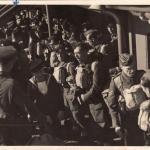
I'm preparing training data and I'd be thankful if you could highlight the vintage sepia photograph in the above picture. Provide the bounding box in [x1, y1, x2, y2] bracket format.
[0, 4, 149, 146]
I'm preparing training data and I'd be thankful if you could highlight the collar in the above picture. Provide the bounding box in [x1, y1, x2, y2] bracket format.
[78, 63, 86, 67]
[94, 44, 101, 49]
[121, 71, 134, 86]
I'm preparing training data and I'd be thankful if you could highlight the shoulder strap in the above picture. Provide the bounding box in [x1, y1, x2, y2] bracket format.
[113, 75, 124, 96]
[29, 76, 37, 87]
[114, 75, 121, 90]
[66, 62, 73, 74]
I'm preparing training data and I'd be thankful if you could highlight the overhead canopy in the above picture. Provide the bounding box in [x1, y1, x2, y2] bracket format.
[105, 6, 150, 12]
[80, 5, 150, 13]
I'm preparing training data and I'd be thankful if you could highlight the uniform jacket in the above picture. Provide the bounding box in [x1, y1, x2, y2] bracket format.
[76, 60, 111, 128]
[0, 76, 39, 119]
[0, 75, 41, 145]
[107, 70, 145, 128]
[28, 72, 65, 118]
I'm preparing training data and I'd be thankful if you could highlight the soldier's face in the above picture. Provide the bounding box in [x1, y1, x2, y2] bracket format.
[107, 26, 116, 35]
[74, 46, 87, 63]
[16, 18, 21, 25]
[50, 51, 59, 67]
[121, 64, 136, 77]
[62, 31, 70, 40]
[56, 52, 65, 62]
[86, 34, 97, 47]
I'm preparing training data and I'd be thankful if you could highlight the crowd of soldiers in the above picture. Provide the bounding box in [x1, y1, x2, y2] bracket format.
[0, 8, 150, 146]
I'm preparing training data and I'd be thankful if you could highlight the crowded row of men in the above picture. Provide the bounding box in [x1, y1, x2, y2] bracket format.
[0, 8, 150, 146]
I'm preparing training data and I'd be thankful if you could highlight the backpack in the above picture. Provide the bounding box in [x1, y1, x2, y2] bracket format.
[53, 62, 67, 85]
[114, 75, 147, 110]
[138, 100, 150, 132]
[75, 64, 92, 90]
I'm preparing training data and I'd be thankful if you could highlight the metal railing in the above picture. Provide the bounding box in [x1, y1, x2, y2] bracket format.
[0, 5, 16, 19]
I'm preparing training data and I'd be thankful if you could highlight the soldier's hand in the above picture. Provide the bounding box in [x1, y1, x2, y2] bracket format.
[100, 44, 112, 55]
[73, 87, 83, 99]
[115, 126, 124, 139]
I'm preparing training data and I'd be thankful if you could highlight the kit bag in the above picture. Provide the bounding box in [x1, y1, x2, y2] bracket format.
[53, 62, 68, 85]
[114, 76, 147, 110]
[138, 100, 150, 132]
[75, 64, 92, 90]
[122, 85, 147, 110]
[53, 66, 66, 84]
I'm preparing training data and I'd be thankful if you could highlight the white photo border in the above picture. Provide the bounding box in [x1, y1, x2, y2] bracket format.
[0, 0, 149, 149]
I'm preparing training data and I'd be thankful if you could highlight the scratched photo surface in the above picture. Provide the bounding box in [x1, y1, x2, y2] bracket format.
[0, 4, 149, 147]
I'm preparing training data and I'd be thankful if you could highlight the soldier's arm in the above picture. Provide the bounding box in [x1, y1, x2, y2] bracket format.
[81, 61, 108, 103]
[107, 78, 120, 128]
[67, 62, 77, 77]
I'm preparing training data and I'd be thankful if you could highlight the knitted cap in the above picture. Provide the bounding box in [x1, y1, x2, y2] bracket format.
[119, 53, 134, 66]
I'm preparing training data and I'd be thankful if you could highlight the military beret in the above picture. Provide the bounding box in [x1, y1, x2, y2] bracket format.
[84, 29, 98, 37]
[0, 46, 16, 61]
[119, 53, 134, 66]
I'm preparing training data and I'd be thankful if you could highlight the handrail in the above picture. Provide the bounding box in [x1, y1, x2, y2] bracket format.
[105, 6, 150, 13]
[0, 5, 10, 14]
[0, 5, 16, 19]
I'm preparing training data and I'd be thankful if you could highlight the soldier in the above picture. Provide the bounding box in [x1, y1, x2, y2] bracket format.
[84, 29, 118, 70]
[107, 23, 118, 43]
[84, 29, 103, 62]
[0, 46, 44, 145]
[107, 53, 145, 145]
[53, 44, 77, 85]
[53, 45, 68, 85]
[73, 43, 112, 145]
[63, 75, 88, 139]
[52, 45, 82, 139]
[1, 41, 31, 91]
[139, 71, 150, 145]
[28, 58, 65, 138]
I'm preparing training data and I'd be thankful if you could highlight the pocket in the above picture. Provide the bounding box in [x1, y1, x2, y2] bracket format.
[123, 90, 137, 109]
[93, 103, 103, 110]
[89, 103, 106, 126]
[37, 81, 48, 95]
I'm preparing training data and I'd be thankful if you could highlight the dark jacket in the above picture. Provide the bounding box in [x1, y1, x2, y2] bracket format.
[0, 76, 39, 145]
[77, 61, 111, 128]
[28, 73, 65, 119]
[0, 76, 36, 119]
